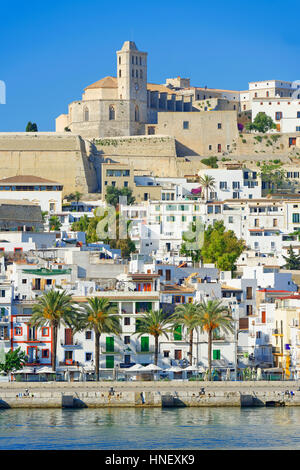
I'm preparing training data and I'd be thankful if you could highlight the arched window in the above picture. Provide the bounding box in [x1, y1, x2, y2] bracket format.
[136, 70, 138, 78]
[119, 69, 122, 78]
[140, 69, 143, 79]
[119, 56, 121, 65]
[83, 106, 89, 122]
[135, 105, 139, 122]
[109, 105, 115, 120]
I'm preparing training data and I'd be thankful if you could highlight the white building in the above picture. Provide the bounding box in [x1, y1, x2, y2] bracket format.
[0, 175, 63, 213]
[252, 97, 300, 133]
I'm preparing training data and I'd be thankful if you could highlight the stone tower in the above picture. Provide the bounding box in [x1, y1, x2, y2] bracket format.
[116, 41, 148, 134]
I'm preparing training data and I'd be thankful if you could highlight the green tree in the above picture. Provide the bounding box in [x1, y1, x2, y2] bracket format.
[71, 214, 90, 233]
[180, 221, 204, 262]
[77, 297, 121, 381]
[29, 290, 77, 372]
[282, 245, 300, 270]
[260, 162, 286, 193]
[245, 112, 276, 133]
[170, 303, 201, 365]
[26, 122, 38, 132]
[198, 174, 216, 201]
[197, 299, 234, 380]
[105, 186, 135, 208]
[49, 216, 62, 231]
[135, 309, 170, 365]
[200, 221, 245, 271]
[41, 211, 48, 223]
[0, 347, 27, 375]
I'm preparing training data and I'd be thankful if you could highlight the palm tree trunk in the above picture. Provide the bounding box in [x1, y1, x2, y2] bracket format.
[208, 330, 212, 381]
[189, 330, 193, 366]
[52, 324, 57, 372]
[95, 331, 100, 381]
[154, 335, 159, 366]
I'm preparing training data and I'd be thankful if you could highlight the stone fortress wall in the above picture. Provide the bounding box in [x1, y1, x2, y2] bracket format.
[0, 133, 98, 195]
[1, 131, 300, 198]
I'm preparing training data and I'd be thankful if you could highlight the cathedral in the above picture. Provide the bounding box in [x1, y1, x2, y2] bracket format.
[55, 41, 192, 139]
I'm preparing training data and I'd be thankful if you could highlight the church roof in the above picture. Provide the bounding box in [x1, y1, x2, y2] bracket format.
[84, 76, 118, 90]
[85, 76, 179, 95]
[121, 41, 138, 51]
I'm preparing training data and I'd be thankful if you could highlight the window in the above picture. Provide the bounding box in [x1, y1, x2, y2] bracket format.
[42, 327, 49, 337]
[85, 353, 92, 361]
[124, 336, 130, 344]
[41, 349, 49, 358]
[213, 349, 220, 360]
[15, 327, 22, 336]
[85, 331, 92, 340]
[163, 351, 170, 358]
[232, 181, 240, 189]
[293, 213, 300, 224]
[124, 317, 130, 326]
[141, 336, 149, 352]
[217, 123, 222, 129]
[217, 144, 222, 153]
[109, 105, 115, 120]
[246, 287, 253, 299]
[183, 121, 189, 129]
[174, 325, 182, 341]
[83, 106, 89, 122]
[220, 182, 227, 190]
[135, 105, 139, 122]
[106, 337, 114, 352]
[275, 111, 282, 121]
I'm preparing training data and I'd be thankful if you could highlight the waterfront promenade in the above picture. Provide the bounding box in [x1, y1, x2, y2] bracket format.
[0, 381, 300, 408]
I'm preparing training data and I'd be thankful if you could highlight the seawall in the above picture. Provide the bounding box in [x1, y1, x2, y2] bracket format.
[0, 381, 300, 408]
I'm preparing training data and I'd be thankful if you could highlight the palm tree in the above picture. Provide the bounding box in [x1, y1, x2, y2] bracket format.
[198, 175, 216, 202]
[197, 299, 234, 380]
[29, 289, 76, 372]
[135, 309, 170, 366]
[78, 297, 121, 381]
[170, 303, 200, 365]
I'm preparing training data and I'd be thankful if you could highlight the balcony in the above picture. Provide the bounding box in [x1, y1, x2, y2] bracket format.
[135, 348, 155, 354]
[272, 329, 283, 336]
[60, 340, 82, 349]
[58, 361, 81, 367]
[0, 335, 9, 342]
[100, 348, 123, 355]
[0, 316, 9, 324]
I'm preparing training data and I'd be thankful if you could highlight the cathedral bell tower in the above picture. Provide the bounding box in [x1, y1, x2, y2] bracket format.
[116, 41, 148, 134]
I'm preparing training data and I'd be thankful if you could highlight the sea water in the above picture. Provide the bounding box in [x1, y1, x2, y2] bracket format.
[0, 407, 299, 450]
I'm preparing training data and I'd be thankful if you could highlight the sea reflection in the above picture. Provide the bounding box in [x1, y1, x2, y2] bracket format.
[0, 407, 300, 449]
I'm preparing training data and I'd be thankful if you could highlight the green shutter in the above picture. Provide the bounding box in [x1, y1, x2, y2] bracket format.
[174, 325, 182, 341]
[141, 336, 149, 352]
[106, 337, 114, 352]
[213, 349, 220, 360]
[106, 355, 114, 368]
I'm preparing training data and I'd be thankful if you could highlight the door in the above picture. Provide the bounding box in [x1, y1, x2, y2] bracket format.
[65, 328, 73, 345]
[174, 350, 182, 360]
[65, 350, 73, 365]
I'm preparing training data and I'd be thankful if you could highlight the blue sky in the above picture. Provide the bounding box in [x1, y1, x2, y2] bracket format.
[0, 0, 299, 132]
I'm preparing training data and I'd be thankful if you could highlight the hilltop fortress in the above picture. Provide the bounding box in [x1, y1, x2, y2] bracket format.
[1, 41, 300, 196]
